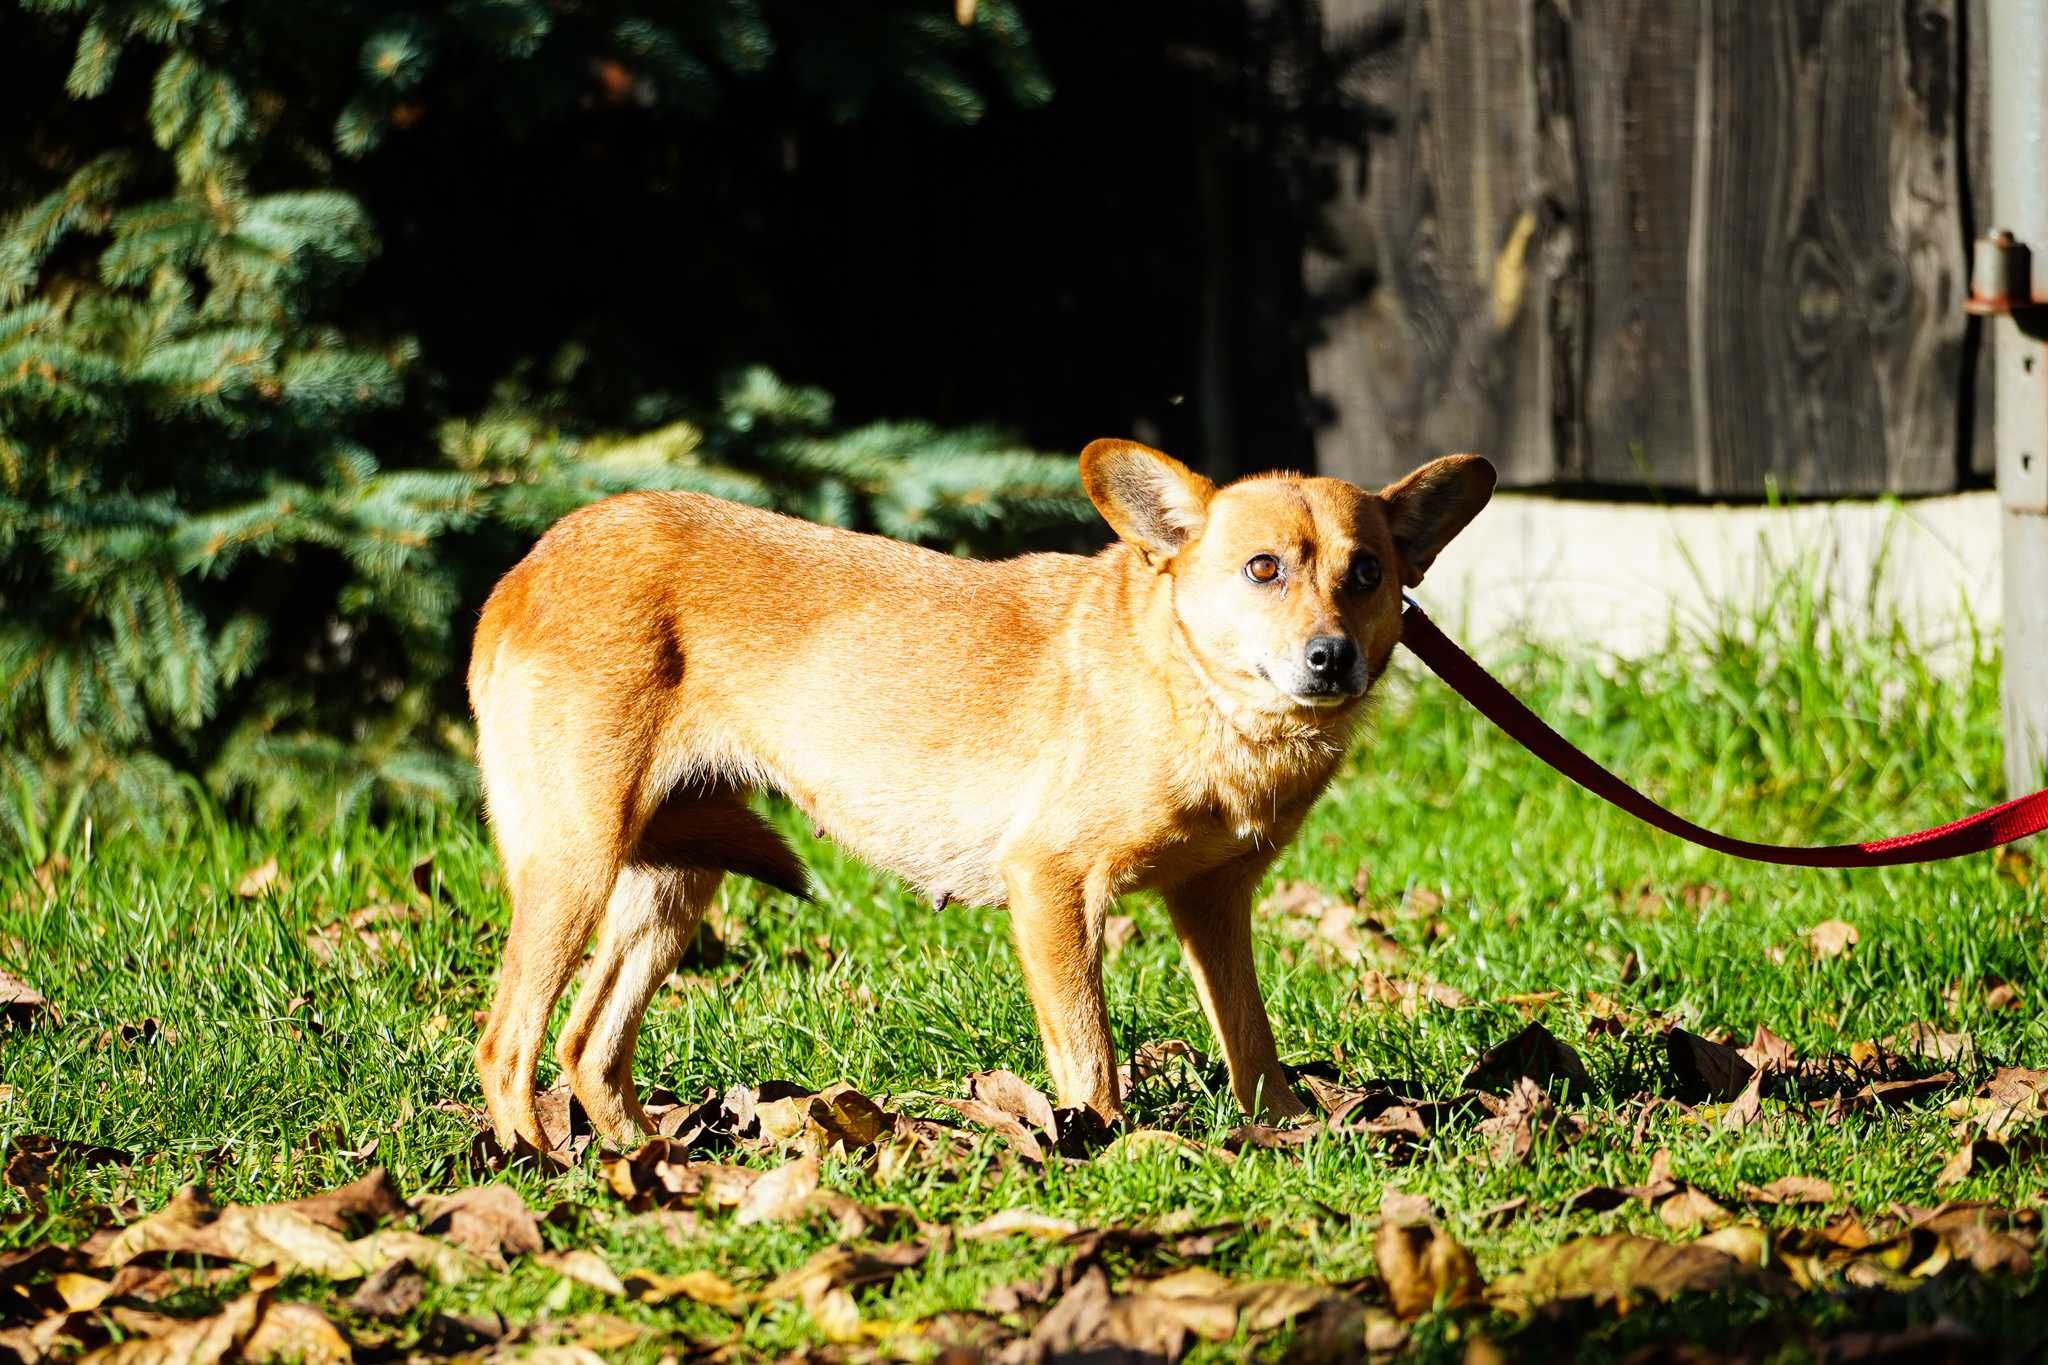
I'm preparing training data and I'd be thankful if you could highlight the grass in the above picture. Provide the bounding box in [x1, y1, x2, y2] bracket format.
[4, 568, 2046, 1360]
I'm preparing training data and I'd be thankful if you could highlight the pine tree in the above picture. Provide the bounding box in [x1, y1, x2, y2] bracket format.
[0, 0, 1080, 849]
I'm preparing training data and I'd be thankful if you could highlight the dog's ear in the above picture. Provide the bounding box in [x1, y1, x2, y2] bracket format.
[1080, 439, 1215, 563]
[1380, 454, 1495, 588]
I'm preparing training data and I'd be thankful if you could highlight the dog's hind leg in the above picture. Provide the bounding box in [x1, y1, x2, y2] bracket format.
[552, 793, 802, 1141]
[554, 859, 719, 1141]
[476, 841, 621, 1151]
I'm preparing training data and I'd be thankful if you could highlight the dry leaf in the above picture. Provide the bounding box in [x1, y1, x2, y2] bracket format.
[348, 1259, 424, 1319]
[1463, 1022, 1591, 1095]
[416, 1183, 542, 1260]
[1374, 1219, 1483, 1318]
[621, 1266, 747, 1312]
[734, 1154, 820, 1225]
[1, 970, 53, 1029]
[1489, 1234, 1758, 1314]
[1937, 1139, 2009, 1189]
[1891, 1022, 1973, 1063]
[538, 1248, 628, 1298]
[1103, 915, 1138, 959]
[966, 1069, 1058, 1139]
[1803, 919, 1858, 960]
[959, 1209, 1081, 1241]
[1738, 1024, 1797, 1075]
[234, 857, 280, 898]
[1357, 969, 1467, 1014]
[1740, 1175, 1835, 1206]
[1665, 1027, 1757, 1103]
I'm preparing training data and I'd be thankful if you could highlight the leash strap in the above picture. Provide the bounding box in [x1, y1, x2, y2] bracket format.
[1398, 599, 2048, 866]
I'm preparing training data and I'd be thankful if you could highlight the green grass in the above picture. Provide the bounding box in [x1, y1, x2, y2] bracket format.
[4, 570, 2046, 1360]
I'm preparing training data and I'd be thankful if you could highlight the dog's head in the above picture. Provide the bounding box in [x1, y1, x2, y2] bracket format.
[1081, 440, 1494, 714]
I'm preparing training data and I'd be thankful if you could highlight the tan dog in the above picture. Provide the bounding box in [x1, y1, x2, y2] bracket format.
[469, 439, 1494, 1147]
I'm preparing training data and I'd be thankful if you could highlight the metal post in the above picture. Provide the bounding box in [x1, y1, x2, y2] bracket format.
[1986, 2, 2048, 796]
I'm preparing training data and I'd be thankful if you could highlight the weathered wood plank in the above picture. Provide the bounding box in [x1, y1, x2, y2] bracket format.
[1571, 0, 1702, 490]
[1306, 0, 1560, 489]
[1690, 0, 1965, 496]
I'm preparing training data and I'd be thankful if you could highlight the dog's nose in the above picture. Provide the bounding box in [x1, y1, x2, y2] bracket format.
[1303, 634, 1357, 679]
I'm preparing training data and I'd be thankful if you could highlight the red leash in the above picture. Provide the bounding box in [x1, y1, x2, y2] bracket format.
[1398, 598, 2048, 866]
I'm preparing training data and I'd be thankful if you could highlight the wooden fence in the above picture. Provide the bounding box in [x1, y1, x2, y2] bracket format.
[1307, 0, 1995, 496]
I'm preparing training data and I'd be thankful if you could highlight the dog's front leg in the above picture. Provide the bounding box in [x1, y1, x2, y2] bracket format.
[1003, 857, 1120, 1120]
[1164, 856, 1308, 1120]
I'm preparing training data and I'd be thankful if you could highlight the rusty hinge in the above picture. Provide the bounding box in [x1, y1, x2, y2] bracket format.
[1966, 229, 2048, 316]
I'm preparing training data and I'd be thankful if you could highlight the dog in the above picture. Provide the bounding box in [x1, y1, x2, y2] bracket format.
[468, 438, 1494, 1147]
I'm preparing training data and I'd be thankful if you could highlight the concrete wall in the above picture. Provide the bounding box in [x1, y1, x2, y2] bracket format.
[1419, 492, 1998, 661]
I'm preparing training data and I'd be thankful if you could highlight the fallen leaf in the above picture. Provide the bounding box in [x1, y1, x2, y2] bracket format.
[1357, 969, 1468, 1014]
[1983, 977, 2024, 1012]
[416, 1183, 542, 1260]
[1103, 915, 1138, 959]
[538, 1248, 628, 1298]
[1378, 1188, 1435, 1227]
[1665, 1027, 1757, 1103]
[234, 857, 280, 898]
[621, 1266, 747, 1312]
[1891, 1022, 1973, 1063]
[348, 1259, 425, 1319]
[1738, 1024, 1797, 1075]
[1720, 1070, 1764, 1132]
[1374, 1218, 1483, 1318]
[1023, 1266, 1189, 1361]
[1099, 1129, 1234, 1163]
[1463, 1022, 1591, 1096]
[1803, 919, 1858, 960]
[734, 1154, 820, 1225]
[1, 970, 53, 1028]
[1477, 1076, 1582, 1166]
[281, 1167, 405, 1234]
[1741, 1175, 1835, 1206]
[966, 1069, 1058, 1140]
[959, 1209, 1082, 1241]
[1489, 1234, 1761, 1314]
[1937, 1139, 2010, 1189]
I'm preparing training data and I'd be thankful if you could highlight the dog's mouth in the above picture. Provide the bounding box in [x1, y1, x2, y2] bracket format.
[1256, 664, 1367, 709]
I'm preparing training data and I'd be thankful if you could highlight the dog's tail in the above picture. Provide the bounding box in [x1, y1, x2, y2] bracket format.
[638, 799, 811, 901]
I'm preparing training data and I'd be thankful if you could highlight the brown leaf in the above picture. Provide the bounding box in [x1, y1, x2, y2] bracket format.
[1740, 1175, 1835, 1206]
[804, 1083, 894, 1154]
[1103, 914, 1139, 960]
[1119, 1038, 1212, 1093]
[620, 1267, 747, 1312]
[1655, 1185, 1732, 1232]
[959, 1209, 1081, 1241]
[931, 1097, 1046, 1163]
[538, 1248, 629, 1297]
[280, 1167, 405, 1234]
[1478, 1076, 1582, 1166]
[1357, 969, 1467, 1014]
[1503, 990, 1561, 1017]
[1664, 1026, 1757, 1103]
[416, 1183, 542, 1260]
[1936, 1139, 2011, 1189]
[348, 1259, 425, 1320]
[1720, 1070, 1764, 1132]
[234, 857, 280, 899]
[1463, 1022, 1592, 1096]
[1854, 1071, 1956, 1109]
[1488, 1233, 1760, 1314]
[1098, 1129, 1236, 1163]
[245, 1301, 352, 1364]
[966, 1069, 1058, 1139]
[97, 1185, 480, 1284]
[1023, 1266, 1189, 1361]
[1890, 1022, 1973, 1063]
[1374, 1219, 1483, 1318]
[734, 1154, 820, 1225]
[1803, 918, 1859, 960]
[1378, 1188, 1436, 1227]
[1, 969, 54, 1029]
[1738, 1024, 1797, 1075]
[1983, 976, 2024, 1012]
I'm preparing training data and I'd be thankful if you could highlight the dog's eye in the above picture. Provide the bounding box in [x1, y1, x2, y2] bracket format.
[1244, 554, 1282, 584]
[1350, 554, 1382, 592]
